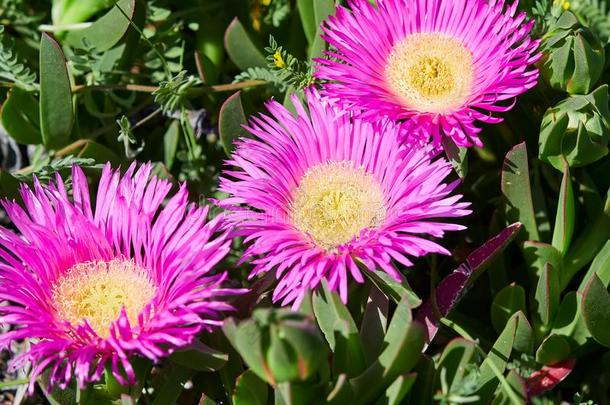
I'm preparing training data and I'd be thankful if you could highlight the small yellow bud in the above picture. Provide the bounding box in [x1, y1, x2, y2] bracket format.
[273, 50, 286, 69]
[262, 0, 272, 6]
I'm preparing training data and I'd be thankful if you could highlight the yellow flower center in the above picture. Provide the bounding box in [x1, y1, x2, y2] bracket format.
[290, 161, 386, 250]
[53, 259, 156, 338]
[385, 33, 474, 113]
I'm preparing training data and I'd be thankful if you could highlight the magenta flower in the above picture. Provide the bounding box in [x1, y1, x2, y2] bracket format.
[219, 90, 471, 307]
[315, 0, 541, 148]
[0, 163, 241, 392]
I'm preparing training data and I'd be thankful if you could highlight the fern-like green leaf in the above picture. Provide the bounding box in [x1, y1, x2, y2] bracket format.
[0, 25, 38, 90]
[571, 0, 610, 43]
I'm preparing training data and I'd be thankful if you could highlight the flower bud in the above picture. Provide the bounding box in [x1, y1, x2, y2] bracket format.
[231, 309, 328, 384]
[540, 11, 605, 94]
[539, 85, 610, 170]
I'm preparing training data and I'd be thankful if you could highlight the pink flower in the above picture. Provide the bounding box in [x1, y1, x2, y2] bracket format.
[0, 163, 242, 392]
[219, 89, 470, 308]
[315, 0, 541, 148]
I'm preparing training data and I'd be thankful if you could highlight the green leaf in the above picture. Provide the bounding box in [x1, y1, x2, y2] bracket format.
[491, 283, 527, 333]
[169, 340, 228, 372]
[219, 91, 249, 156]
[502, 142, 540, 241]
[563, 190, 610, 289]
[223, 318, 273, 384]
[441, 136, 469, 179]
[313, 280, 366, 376]
[551, 158, 575, 256]
[523, 241, 562, 279]
[163, 120, 180, 169]
[406, 355, 435, 405]
[65, 0, 139, 51]
[360, 288, 389, 364]
[375, 373, 416, 405]
[297, 0, 316, 44]
[1, 87, 42, 144]
[233, 370, 268, 405]
[327, 374, 355, 404]
[535, 264, 561, 326]
[475, 312, 531, 402]
[579, 240, 610, 291]
[313, 0, 335, 28]
[224, 18, 267, 70]
[551, 291, 591, 347]
[433, 339, 478, 395]
[362, 268, 422, 308]
[52, 0, 114, 26]
[536, 334, 571, 365]
[39, 33, 73, 149]
[581, 273, 610, 347]
[308, 26, 328, 60]
[350, 297, 425, 405]
[490, 369, 527, 405]
[276, 381, 326, 405]
[307, 0, 335, 59]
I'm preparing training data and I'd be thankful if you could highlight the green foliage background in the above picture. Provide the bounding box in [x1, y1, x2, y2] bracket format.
[1, 0, 610, 404]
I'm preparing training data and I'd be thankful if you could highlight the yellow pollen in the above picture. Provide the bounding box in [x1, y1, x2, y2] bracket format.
[385, 33, 474, 113]
[290, 161, 386, 250]
[53, 259, 156, 338]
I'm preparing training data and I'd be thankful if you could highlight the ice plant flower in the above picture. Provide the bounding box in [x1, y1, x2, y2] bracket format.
[219, 90, 471, 307]
[315, 0, 541, 148]
[0, 163, 241, 392]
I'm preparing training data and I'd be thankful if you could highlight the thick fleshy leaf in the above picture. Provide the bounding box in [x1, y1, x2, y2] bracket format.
[535, 264, 560, 326]
[502, 143, 539, 241]
[491, 369, 528, 405]
[535, 334, 571, 365]
[551, 291, 591, 347]
[491, 283, 527, 332]
[416, 223, 522, 347]
[297, 0, 316, 44]
[224, 18, 267, 70]
[350, 297, 424, 404]
[232, 370, 268, 405]
[39, 33, 73, 148]
[441, 136, 468, 179]
[475, 312, 532, 402]
[223, 318, 272, 384]
[219, 91, 249, 156]
[1, 87, 42, 144]
[363, 268, 421, 308]
[360, 288, 389, 364]
[375, 373, 416, 405]
[313, 281, 366, 376]
[326, 374, 354, 404]
[65, 0, 139, 51]
[581, 273, 610, 347]
[579, 239, 610, 290]
[523, 241, 562, 279]
[563, 190, 610, 289]
[433, 339, 477, 395]
[163, 120, 180, 169]
[551, 158, 575, 256]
